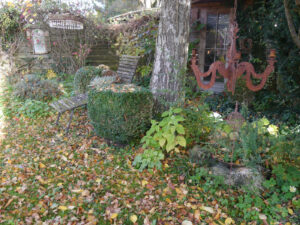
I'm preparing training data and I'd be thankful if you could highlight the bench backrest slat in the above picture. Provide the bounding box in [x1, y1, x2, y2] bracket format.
[117, 55, 139, 83]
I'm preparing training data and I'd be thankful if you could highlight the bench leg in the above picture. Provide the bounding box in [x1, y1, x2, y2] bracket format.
[65, 110, 74, 134]
[56, 112, 62, 125]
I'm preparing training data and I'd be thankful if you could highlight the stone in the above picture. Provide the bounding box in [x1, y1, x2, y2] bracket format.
[210, 162, 263, 191]
[189, 145, 263, 191]
[189, 145, 212, 165]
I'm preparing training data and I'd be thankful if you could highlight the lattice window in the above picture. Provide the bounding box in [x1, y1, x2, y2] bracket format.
[204, 13, 230, 71]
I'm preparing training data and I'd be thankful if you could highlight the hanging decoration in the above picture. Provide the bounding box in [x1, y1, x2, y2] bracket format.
[191, 0, 276, 94]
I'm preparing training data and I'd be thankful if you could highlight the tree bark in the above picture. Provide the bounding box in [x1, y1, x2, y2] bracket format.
[284, 0, 300, 49]
[139, 0, 157, 8]
[150, 0, 191, 109]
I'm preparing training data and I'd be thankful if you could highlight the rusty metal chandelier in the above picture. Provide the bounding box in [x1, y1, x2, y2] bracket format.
[191, 0, 276, 94]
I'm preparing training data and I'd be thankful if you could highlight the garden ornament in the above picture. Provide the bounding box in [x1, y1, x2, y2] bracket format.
[226, 101, 245, 131]
[191, 0, 276, 94]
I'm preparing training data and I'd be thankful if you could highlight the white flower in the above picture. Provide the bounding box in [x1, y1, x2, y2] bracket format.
[267, 124, 278, 136]
[209, 112, 223, 121]
[290, 186, 297, 193]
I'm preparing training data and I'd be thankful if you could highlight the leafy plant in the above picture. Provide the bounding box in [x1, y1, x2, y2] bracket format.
[14, 74, 61, 101]
[134, 64, 152, 87]
[210, 117, 281, 167]
[141, 108, 186, 153]
[132, 149, 164, 172]
[18, 99, 51, 119]
[0, 4, 22, 49]
[89, 76, 117, 90]
[182, 104, 215, 146]
[74, 66, 102, 94]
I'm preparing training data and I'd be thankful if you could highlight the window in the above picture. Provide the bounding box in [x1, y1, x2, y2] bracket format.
[190, 8, 232, 92]
[204, 13, 230, 71]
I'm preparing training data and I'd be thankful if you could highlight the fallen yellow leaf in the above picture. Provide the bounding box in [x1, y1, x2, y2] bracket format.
[36, 176, 47, 184]
[166, 198, 172, 204]
[96, 178, 101, 183]
[39, 162, 46, 168]
[58, 206, 68, 211]
[142, 180, 148, 187]
[200, 206, 214, 214]
[130, 214, 138, 223]
[288, 208, 293, 215]
[110, 213, 118, 219]
[194, 209, 201, 220]
[72, 189, 83, 193]
[225, 217, 234, 225]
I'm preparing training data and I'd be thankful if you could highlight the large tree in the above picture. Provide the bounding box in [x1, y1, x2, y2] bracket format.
[284, 0, 300, 49]
[150, 0, 191, 109]
[139, 0, 161, 8]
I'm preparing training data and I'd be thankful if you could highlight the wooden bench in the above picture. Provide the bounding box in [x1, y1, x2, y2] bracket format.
[50, 55, 140, 134]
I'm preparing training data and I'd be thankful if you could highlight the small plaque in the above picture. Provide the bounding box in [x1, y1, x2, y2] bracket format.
[32, 29, 47, 54]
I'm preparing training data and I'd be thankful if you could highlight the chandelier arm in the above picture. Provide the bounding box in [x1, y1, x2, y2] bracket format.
[191, 60, 227, 90]
[238, 62, 275, 79]
[244, 70, 268, 92]
[237, 62, 275, 92]
[191, 63, 217, 89]
[191, 61, 215, 78]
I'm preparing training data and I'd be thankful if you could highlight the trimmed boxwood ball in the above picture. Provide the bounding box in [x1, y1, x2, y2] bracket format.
[74, 66, 102, 93]
[88, 84, 154, 144]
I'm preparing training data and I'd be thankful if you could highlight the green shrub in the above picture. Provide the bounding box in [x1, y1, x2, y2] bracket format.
[14, 74, 61, 101]
[182, 104, 216, 146]
[74, 66, 102, 93]
[0, 5, 21, 48]
[88, 84, 153, 144]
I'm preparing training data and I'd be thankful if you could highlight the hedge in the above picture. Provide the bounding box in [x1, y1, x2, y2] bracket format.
[88, 84, 154, 144]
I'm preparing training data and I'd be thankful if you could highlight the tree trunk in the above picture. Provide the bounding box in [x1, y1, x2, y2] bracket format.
[284, 0, 300, 49]
[150, 0, 191, 109]
[140, 0, 156, 8]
